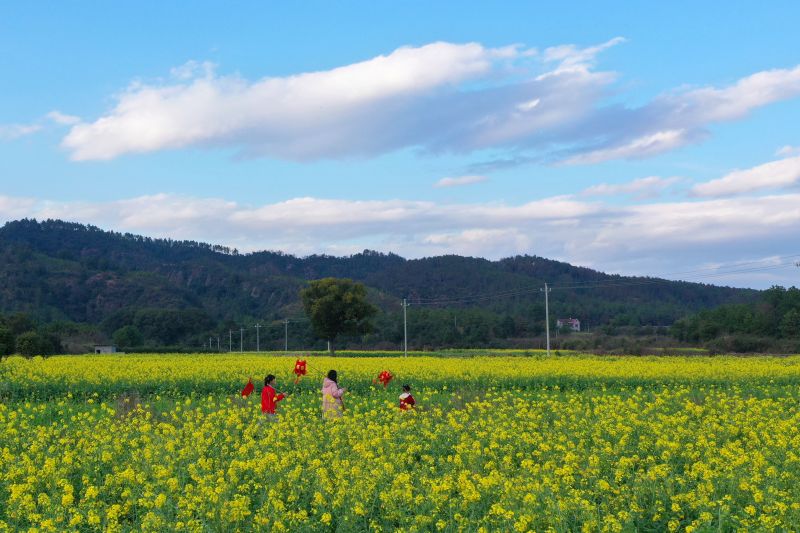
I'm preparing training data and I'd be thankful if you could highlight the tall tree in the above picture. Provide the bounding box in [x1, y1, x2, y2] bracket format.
[15, 330, 60, 357]
[113, 325, 144, 349]
[300, 278, 377, 354]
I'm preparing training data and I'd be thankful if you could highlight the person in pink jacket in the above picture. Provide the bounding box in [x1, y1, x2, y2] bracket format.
[322, 369, 346, 419]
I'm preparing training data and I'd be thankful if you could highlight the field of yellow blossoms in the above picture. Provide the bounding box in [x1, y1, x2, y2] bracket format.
[3, 353, 800, 532]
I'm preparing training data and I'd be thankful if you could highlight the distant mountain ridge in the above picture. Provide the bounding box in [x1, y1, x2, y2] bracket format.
[0, 219, 758, 349]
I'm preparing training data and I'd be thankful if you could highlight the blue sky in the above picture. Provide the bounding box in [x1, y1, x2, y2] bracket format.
[1, 1, 799, 288]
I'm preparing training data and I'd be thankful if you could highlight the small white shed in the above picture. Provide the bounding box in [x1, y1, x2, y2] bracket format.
[93, 345, 117, 354]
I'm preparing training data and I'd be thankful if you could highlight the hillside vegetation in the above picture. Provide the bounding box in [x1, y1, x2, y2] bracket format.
[0, 219, 760, 352]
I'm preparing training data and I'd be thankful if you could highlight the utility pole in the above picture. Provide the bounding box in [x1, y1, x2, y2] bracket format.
[403, 298, 409, 357]
[209, 337, 212, 352]
[229, 330, 232, 352]
[254, 324, 261, 353]
[240, 328, 244, 353]
[217, 336, 220, 352]
[541, 283, 551, 357]
[284, 319, 289, 352]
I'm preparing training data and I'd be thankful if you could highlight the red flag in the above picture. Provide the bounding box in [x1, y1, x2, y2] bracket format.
[377, 370, 393, 388]
[241, 378, 254, 398]
[293, 359, 307, 384]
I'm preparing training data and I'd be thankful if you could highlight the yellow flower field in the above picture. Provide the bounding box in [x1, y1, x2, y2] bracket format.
[2, 353, 800, 531]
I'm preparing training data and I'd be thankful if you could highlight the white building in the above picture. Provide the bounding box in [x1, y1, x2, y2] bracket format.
[93, 345, 117, 354]
[556, 318, 581, 332]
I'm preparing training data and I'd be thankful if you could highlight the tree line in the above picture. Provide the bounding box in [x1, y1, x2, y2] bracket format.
[0, 312, 62, 357]
[2, 281, 799, 356]
[671, 286, 800, 352]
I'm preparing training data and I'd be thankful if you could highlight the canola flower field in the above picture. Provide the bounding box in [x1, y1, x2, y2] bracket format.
[2, 354, 800, 532]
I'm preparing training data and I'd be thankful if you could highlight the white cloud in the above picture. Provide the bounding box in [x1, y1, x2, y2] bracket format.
[516, 98, 540, 112]
[0, 195, 38, 218]
[2, 182, 798, 288]
[32, 193, 238, 239]
[169, 60, 217, 80]
[542, 37, 626, 73]
[582, 176, 683, 199]
[423, 228, 533, 257]
[551, 65, 800, 165]
[563, 130, 697, 165]
[0, 123, 41, 140]
[679, 65, 800, 123]
[59, 38, 622, 161]
[62, 42, 512, 161]
[777, 145, 800, 157]
[46, 111, 81, 125]
[1, 111, 80, 142]
[434, 175, 488, 188]
[691, 155, 800, 197]
[60, 38, 800, 165]
[587, 194, 800, 249]
[33, 40, 800, 165]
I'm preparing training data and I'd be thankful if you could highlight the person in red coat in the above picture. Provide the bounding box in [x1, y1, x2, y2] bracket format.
[399, 384, 416, 411]
[261, 374, 286, 419]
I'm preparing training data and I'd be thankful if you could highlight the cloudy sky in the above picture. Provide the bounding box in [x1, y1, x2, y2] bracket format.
[1, 2, 799, 288]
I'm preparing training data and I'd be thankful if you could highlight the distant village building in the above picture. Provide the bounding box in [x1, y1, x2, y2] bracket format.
[93, 345, 117, 354]
[556, 318, 581, 332]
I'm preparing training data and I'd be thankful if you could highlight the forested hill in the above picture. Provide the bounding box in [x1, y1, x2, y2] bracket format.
[0, 219, 758, 350]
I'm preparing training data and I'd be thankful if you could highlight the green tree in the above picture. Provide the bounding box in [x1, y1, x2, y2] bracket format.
[780, 309, 800, 338]
[113, 325, 144, 348]
[300, 278, 377, 354]
[495, 315, 516, 338]
[0, 326, 14, 357]
[16, 330, 44, 357]
[14, 330, 60, 357]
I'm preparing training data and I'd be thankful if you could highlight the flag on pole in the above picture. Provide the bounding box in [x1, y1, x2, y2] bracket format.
[293, 359, 307, 384]
[241, 377, 255, 398]
[376, 370, 394, 388]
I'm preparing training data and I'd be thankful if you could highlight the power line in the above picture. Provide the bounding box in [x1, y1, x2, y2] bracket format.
[413, 285, 543, 306]
[214, 317, 312, 353]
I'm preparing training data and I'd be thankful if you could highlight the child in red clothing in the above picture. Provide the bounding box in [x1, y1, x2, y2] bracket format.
[399, 384, 416, 410]
[261, 374, 286, 417]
